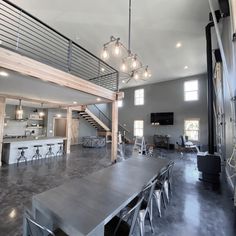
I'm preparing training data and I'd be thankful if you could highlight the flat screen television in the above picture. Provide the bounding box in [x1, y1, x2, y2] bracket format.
[150, 112, 174, 125]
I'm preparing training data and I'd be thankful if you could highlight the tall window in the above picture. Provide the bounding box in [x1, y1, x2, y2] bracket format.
[118, 100, 123, 108]
[134, 120, 144, 137]
[184, 119, 200, 141]
[134, 89, 144, 105]
[184, 80, 198, 101]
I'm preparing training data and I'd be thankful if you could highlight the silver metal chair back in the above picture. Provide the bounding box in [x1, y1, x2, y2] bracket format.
[24, 210, 55, 236]
[157, 167, 169, 185]
[141, 178, 158, 215]
[114, 196, 144, 236]
[167, 161, 175, 182]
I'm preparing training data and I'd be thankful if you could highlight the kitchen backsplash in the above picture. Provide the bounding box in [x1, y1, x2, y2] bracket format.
[4, 120, 27, 136]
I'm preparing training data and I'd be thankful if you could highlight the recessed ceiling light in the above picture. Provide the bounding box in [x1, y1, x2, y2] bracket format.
[0, 71, 9, 77]
[101, 67, 105, 72]
[96, 98, 101, 102]
[175, 42, 182, 48]
[184, 66, 188, 69]
[122, 80, 126, 84]
[73, 101, 77, 104]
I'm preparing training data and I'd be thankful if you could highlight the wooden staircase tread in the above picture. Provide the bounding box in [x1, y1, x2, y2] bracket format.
[79, 107, 110, 132]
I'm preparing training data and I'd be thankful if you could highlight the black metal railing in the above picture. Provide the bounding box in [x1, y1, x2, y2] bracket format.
[88, 104, 112, 129]
[0, 0, 119, 91]
[88, 104, 130, 135]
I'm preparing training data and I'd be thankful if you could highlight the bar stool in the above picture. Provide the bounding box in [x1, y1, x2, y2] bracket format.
[45, 144, 55, 158]
[17, 147, 28, 166]
[56, 142, 65, 157]
[32, 145, 42, 160]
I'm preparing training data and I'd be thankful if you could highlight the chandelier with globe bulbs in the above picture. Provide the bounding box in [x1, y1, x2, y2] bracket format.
[101, 0, 151, 84]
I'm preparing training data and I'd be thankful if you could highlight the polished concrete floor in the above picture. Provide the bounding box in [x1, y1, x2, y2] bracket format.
[0, 145, 235, 236]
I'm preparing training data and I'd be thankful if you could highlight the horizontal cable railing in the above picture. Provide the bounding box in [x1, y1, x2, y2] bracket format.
[0, 0, 119, 91]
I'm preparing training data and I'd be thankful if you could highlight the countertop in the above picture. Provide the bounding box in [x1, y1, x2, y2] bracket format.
[3, 136, 67, 143]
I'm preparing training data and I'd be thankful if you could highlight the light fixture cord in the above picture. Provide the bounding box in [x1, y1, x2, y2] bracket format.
[128, 0, 131, 53]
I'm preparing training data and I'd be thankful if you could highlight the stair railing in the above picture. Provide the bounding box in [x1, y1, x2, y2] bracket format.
[88, 105, 130, 136]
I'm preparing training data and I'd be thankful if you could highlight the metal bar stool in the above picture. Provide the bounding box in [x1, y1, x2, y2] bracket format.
[32, 145, 42, 160]
[56, 142, 65, 157]
[17, 147, 28, 166]
[45, 144, 55, 158]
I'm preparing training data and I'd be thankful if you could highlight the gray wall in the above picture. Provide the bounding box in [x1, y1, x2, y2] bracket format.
[119, 74, 208, 147]
[221, 14, 236, 192]
[46, 104, 111, 143]
[46, 109, 97, 143]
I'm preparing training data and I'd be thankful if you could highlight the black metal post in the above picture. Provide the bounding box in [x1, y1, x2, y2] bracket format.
[67, 40, 73, 72]
[206, 22, 215, 154]
[128, 0, 131, 52]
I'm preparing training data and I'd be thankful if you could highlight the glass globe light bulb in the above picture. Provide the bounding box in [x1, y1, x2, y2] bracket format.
[144, 67, 150, 78]
[121, 61, 127, 72]
[134, 72, 139, 80]
[102, 47, 109, 59]
[114, 42, 121, 56]
[144, 70, 148, 78]
[131, 56, 138, 69]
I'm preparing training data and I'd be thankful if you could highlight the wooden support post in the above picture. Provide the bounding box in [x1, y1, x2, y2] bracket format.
[0, 97, 6, 166]
[66, 107, 72, 154]
[111, 100, 118, 163]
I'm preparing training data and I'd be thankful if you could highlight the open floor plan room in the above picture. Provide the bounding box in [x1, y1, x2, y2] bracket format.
[0, 0, 236, 235]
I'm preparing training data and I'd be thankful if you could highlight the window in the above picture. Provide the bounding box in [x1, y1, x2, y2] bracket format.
[118, 100, 123, 108]
[134, 120, 144, 137]
[184, 119, 200, 141]
[134, 89, 144, 105]
[184, 80, 198, 101]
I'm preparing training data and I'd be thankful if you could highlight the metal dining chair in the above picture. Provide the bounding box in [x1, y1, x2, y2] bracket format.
[164, 161, 175, 203]
[121, 178, 158, 236]
[153, 167, 169, 217]
[138, 178, 157, 235]
[24, 209, 67, 236]
[105, 196, 144, 236]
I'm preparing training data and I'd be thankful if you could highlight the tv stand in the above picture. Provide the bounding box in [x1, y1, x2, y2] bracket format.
[154, 135, 170, 149]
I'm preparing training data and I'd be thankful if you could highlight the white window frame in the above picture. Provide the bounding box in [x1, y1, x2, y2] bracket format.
[134, 89, 144, 105]
[134, 120, 144, 137]
[184, 80, 199, 102]
[184, 119, 200, 141]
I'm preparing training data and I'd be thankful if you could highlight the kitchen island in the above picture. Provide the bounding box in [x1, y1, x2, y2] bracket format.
[2, 137, 66, 164]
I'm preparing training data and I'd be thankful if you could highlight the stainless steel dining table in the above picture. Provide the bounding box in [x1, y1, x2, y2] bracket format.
[30, 156, 169, 236]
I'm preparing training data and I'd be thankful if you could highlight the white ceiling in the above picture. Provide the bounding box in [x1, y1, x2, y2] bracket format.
[0, 69, 109, 107]
[10, 0, 211, 88]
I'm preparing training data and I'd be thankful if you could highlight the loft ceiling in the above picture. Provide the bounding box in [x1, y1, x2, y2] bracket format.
[10, 0, 211, 88]
[0, 69, 109, 106]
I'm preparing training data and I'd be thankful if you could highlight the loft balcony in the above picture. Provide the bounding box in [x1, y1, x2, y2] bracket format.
[0, 0, 119, 93]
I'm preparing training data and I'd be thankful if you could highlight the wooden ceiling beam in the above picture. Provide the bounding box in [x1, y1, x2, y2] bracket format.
[0, 47, 117, 101]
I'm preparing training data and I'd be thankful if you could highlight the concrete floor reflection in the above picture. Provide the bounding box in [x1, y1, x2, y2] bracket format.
[0, 145, 235, 236]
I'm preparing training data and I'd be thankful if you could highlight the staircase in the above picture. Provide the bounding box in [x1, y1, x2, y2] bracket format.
[78, 106, 110, 132]
[78, 105, 131, 143]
